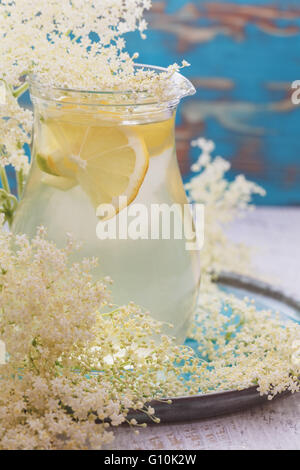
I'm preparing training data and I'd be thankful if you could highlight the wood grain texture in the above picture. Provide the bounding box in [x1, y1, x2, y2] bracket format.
[110, 207, 300, 450]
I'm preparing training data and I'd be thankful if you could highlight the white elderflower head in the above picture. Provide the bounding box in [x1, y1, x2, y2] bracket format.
[185, 138, 266, 286]
[0, 222, 195, 449]
[0, 82, 32, 172]
[0, 0, 190, 176]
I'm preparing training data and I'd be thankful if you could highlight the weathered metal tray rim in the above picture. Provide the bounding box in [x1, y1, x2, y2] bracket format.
[217, 271, 300, 311]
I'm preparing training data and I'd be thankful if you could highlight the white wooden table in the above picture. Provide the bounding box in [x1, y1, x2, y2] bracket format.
[111, 208, 300, 450]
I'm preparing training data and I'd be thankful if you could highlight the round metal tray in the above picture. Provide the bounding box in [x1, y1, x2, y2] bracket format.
[128, 273, 300, 424]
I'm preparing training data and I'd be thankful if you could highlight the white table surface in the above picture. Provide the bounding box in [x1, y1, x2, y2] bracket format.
[110, 208, 300, 450]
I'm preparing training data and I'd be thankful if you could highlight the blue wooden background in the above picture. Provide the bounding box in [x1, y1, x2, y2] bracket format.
[125, 0, 300, 205]
[12, 0, 300, 205]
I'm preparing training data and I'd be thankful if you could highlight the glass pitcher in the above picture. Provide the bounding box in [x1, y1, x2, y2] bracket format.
[12, 65, 201, 343]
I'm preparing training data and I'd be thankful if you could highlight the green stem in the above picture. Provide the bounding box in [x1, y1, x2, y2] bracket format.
[0, 167, 10, 194]
[16, 170, 24, 199]
[13, 82, 29, 99]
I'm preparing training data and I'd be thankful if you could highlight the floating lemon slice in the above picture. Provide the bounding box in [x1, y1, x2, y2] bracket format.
[48, 101, 175, 158]
[41, 174, 78, 191]
[136, 115, 175, 157]
[36, 119, 149, 219]
[36, 119, 79, 177]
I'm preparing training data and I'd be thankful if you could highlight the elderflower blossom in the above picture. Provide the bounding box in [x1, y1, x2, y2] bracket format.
[185, 139, 266, 287]
[0, 0, 189, 175]
[0, 221, 195, 449]
[183, 139, 299, 399]
[0, 82, 32, 172]
[0, 1, 151, 90]
[190, 291, 300, 399]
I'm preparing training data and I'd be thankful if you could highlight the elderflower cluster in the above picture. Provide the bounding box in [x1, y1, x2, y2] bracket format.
[183, 140, 300, 397]
[0, 82, 32, 172]
[185, 138, 266, 287]
[0, 0, 151, 174]
[0, 0, 151, 91]
[0, 221, 194, 449]
[0, 0, 189, 175]
[190, 290, 300, 399]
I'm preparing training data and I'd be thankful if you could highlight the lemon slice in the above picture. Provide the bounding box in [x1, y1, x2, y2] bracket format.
[50, 107, 175, 158]
[76, 129, 149, 219]
[36, 121, 79, 190]
[36, 118, 149, 219]
[136, 115, 175, 157]
[41, 174, 78, 191]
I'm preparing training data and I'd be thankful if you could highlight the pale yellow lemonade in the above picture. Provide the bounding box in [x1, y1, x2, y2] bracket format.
[13, 95, 200, 343]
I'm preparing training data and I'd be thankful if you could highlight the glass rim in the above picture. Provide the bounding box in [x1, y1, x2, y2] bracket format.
[28, 63, 196, 107]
